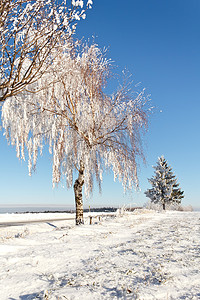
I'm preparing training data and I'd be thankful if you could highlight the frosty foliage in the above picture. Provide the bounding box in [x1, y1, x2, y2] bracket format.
[2, 41, 149, 197]
[145, 156, 184, 209]
[0, 0, 91, 102]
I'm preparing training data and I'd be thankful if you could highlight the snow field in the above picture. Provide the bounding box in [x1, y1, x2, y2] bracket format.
[0, 210, 200, 299]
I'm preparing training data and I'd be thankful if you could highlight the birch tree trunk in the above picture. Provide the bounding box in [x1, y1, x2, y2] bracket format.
[74, 161, 84, 225]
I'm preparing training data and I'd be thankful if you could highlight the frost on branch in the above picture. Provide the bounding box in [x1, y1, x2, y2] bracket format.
[2, 40, 149, 198]
[0, 0, 90, 102]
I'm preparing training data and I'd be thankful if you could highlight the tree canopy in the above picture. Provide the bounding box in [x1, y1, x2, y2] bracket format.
[2, 40, 149, 223]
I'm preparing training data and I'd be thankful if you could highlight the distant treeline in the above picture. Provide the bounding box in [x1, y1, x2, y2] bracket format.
[15, 206, 142, 214]
[16, 207, 118, 214]
[84, 207, 118, 213]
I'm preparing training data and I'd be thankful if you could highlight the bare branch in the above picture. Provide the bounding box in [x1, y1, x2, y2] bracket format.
[0, 0, 90, 102]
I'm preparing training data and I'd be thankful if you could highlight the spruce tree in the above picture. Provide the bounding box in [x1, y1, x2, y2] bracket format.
[145, 156, 184, 210]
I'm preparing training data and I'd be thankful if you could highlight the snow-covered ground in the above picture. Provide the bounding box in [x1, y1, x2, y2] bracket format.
[0, 210, 200, 300]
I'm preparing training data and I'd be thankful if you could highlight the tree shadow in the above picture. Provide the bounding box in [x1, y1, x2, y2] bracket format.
[9, 293, 42, 300]
[46, 222, 57, 228]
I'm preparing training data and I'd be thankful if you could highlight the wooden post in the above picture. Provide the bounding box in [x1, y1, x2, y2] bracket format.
[89, 216, 92, 225]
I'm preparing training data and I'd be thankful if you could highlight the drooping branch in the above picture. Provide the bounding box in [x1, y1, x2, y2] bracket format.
[2, 40, 150, 200]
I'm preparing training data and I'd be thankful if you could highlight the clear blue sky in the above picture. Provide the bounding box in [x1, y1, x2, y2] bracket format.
[0, 0, 199, 209]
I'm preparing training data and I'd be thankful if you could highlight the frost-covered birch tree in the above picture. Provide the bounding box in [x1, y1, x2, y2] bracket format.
[2, 41, 149, 224]
[145, 156, 184, 210]
[0, 0, 92, 102]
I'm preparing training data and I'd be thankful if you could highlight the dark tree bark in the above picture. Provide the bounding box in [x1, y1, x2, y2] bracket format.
[74, 161, 84, 225]
[163, 202, 166, 210]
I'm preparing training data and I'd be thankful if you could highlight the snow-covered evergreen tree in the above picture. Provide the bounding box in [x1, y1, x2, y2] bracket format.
[145, 156, 184, 210]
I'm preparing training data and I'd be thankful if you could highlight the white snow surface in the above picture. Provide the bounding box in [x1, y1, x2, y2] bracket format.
[0, 210, 200, 299]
